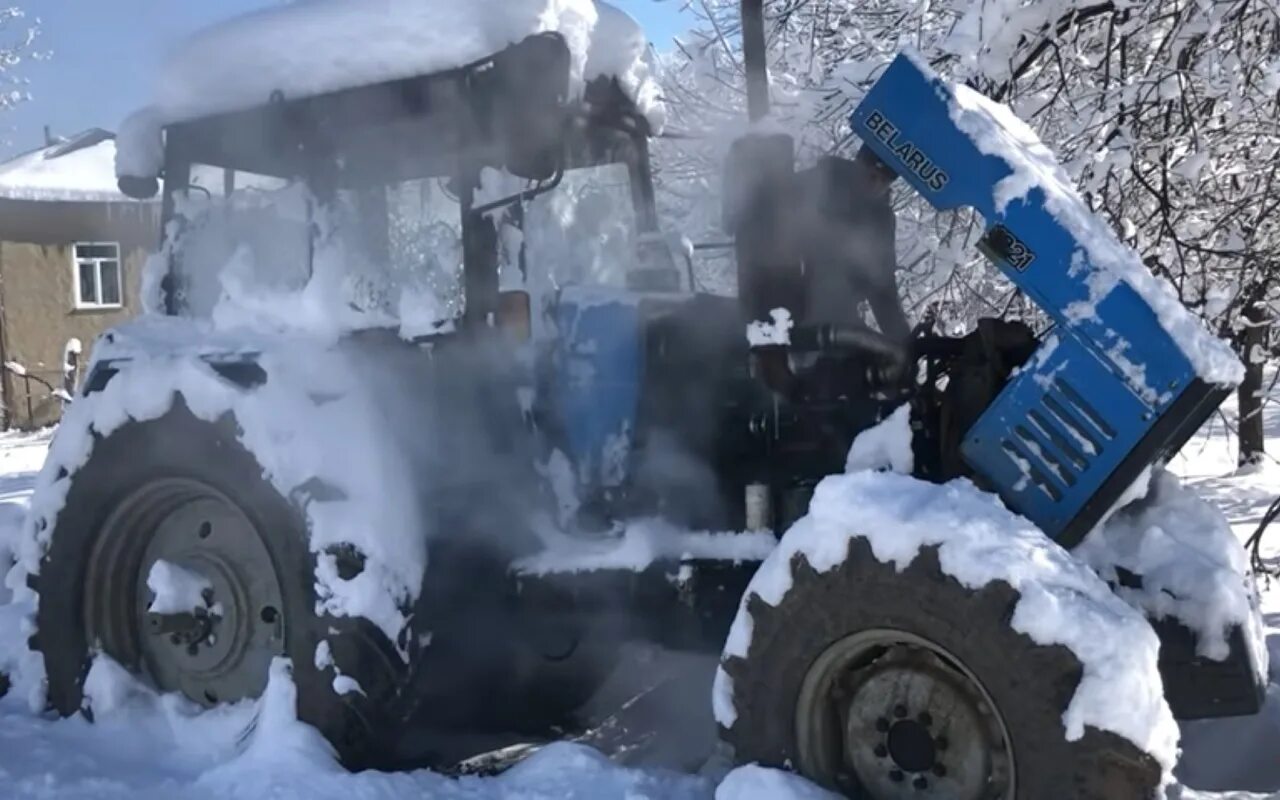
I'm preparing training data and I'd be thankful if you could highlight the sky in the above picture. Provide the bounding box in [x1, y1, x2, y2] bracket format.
[1, 0, 694, 159]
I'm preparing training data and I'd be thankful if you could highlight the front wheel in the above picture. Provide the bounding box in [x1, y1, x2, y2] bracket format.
[719, 536, 1165, 799]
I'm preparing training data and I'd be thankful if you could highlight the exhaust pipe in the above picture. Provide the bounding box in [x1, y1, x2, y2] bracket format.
[726, 0, 803, 322]
[741, 0, 770, 121]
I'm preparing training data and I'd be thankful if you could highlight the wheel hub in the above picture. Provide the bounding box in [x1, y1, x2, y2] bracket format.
[795, 629, 1015, 800]
[86, 480, 287, 707]
[886, 719, 935, 773]
[146, 607, 214, 645]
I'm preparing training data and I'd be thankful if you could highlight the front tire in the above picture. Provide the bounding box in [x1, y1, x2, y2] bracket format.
[34, 403, 403, 768]
[720, 538, 1163, 799]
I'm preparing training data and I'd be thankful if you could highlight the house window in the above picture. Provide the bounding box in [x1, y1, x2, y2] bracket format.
[72, 243, 123, 309]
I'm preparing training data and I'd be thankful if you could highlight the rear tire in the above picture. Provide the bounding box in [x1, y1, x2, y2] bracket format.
[721, 538, 1163, 799]
[34, 403, 404, 768]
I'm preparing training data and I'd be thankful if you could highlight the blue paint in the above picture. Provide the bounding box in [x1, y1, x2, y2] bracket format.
[852, 54, 1201, 540]
[547, 289, 643, 491]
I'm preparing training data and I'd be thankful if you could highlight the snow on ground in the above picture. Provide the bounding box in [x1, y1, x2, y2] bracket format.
[5, 387, 1280, 797]
[0, 429, 53, 607]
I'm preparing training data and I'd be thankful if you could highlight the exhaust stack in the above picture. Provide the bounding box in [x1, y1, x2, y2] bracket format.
[741, 0, 770, 121]
[724, 0, 801, 322]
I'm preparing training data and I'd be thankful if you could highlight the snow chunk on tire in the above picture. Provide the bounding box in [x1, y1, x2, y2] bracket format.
[146, 560, 213, 615]
[844, 402, 913, 474]
[714, 471, 1179, 773]
[200, 657, 341, 779]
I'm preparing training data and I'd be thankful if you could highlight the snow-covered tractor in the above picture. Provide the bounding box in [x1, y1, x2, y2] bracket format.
[3, 1, 1267, 798]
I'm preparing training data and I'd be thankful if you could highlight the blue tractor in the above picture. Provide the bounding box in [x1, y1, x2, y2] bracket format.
[14, 2, 1264, 798]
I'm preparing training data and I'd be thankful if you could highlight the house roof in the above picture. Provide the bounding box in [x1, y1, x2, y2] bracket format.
[0, 129, 154, 203]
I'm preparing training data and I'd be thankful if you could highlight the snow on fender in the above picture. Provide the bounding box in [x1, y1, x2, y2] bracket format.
[3, 317, 430, 765]
[6, 319, 427, 646]
[714, 470, 1179, 792]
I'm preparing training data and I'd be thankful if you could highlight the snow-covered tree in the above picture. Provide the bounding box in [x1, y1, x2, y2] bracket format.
[0, 7, 39, 114]
[656, 0, 1280, 462]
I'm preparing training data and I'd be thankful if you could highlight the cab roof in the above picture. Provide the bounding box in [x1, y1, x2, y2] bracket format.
[154, 0, 658, 131]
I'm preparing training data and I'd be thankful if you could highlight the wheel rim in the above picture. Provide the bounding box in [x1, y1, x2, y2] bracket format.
[84, 478, 287, 706]
[795, 628, 1015, 799]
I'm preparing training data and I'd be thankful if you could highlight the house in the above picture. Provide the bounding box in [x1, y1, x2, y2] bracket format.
[0, 129, 159, 429]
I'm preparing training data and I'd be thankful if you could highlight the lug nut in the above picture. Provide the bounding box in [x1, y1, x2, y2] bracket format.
[186, 643, 199, 657]
[875, 717, 890, 732]
[893, 704, 908, 719]
[913, 776, 928, 790]
[933, 764, 948, 777]
[935, 736, 949, 751]
[917, 711, 932, 727]
[874, 744, 888, 758]
[889, 769, 904, 783]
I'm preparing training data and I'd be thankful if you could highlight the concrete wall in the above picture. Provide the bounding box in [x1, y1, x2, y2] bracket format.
[0, 198, 160, 428]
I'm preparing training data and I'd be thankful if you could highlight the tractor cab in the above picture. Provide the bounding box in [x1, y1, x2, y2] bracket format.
[119, 14, 678, 341]
[115, 4, 729, 531]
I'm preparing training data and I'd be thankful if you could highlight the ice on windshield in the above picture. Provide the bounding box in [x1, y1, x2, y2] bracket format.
[162, 160, 642, 340]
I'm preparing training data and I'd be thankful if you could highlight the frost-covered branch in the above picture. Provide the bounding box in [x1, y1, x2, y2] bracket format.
[0, 7, 40, 114]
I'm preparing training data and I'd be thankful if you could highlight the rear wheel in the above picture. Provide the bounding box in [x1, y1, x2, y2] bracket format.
[87, 477, 286, 708]
[720, 539, 1164, 799]
[34, 403, 404, 767]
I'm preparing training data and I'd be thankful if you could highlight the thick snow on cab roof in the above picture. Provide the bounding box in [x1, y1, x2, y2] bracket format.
[0, 130, 152, 203]
[150, 0, 663, 131]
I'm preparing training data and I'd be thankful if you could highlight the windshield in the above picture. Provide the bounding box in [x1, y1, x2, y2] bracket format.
[516, 162, 637, 293]
[163, 167, 458, 336]
[160, 154, 644, 338]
